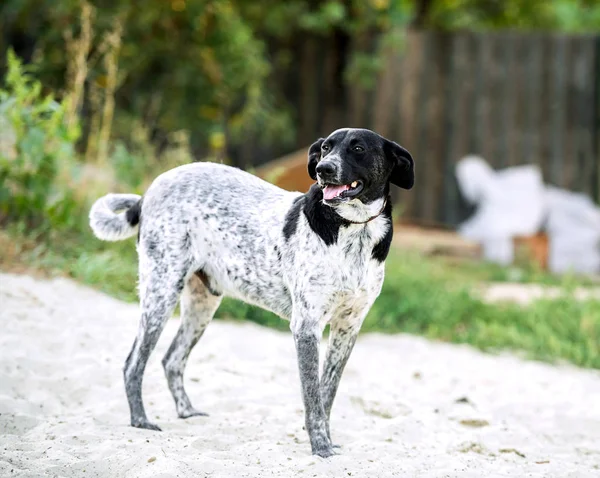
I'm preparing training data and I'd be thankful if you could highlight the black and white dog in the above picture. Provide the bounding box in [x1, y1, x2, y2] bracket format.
[89, 128, 414, 458]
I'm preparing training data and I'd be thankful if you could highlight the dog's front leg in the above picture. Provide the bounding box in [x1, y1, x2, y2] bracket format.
[321, 319, 361, 444]
[291, 317, 335, 458]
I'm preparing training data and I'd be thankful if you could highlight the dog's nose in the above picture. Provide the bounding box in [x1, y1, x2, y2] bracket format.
[316, 161, 336, 178]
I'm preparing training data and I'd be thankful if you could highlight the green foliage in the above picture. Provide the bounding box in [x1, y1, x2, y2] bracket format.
[344, 52, 386, 89]
[2, 0, 599, 171]
[242, 1, 412, 90]
[552, 0, 600, 32]
[0, 0, 294, 160]
[109, 141, 147, 190]
[0, 50, 80, 230]
[108, 121, 194, 191]
[419, 0, 600, 32]
[68, 245, 139, 302]
[0, 1, 414, 165]
[298, 1, 348, 32]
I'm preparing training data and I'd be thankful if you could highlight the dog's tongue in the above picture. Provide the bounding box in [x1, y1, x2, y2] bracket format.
[323, 184, 349, 200]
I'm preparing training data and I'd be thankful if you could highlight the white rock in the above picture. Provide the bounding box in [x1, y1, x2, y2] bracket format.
[455, 156, 546, 264]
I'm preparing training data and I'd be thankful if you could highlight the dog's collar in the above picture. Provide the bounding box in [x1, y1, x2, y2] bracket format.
[341, 197, 388, 225]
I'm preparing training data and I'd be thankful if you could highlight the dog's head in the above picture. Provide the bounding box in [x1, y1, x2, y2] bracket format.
[307, 128, 414, 205]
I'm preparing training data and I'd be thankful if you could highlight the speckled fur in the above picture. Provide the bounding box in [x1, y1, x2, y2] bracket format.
[89, 128, 414, 458]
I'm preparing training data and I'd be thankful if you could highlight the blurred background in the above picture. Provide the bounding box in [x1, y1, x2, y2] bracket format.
[1, 1, 599, 367]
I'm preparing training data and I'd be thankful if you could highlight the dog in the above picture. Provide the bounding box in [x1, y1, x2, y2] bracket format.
[89, 127, 414, 458]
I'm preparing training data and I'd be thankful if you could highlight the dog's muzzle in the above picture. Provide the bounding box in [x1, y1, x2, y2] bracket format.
[316, 160, 338, 181]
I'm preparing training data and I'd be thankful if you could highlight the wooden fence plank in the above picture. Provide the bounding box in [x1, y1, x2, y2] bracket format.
[594, 37, 600, 203]
[460, 33, 478, 160]
[397, 30, 421, 147]
[572, 37, 597, 196]
[347, 34, 370, 128]
[362, 34, 381, 129]
[373, 45, 400, 138]
[549, 35, 568, 187]
[498, 33, 516, 167]
[426, 32, 449, 224]
[472, 31, 488, 157]
[581, 37, 597, 197]
[510, 33, 527, 166]
[298, 37, 320, 146]
[441, 33, 462, 225]
[412, 31, 436, 221]
[563, 37, 577, 189]
[538, 35, 554, 180]
[479, 34, 495, 164]
[488, 33, 506, 168]
[387, 45, 404, 144]
[321, 36, 342, 135]
[396, 30, 423, 219]
[524, 33, 543, 165]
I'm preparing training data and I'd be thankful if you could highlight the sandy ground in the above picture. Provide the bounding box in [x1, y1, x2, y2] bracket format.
[1, 272, 600, 478]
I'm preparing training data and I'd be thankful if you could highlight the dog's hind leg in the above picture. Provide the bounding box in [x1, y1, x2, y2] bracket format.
[162, 271, 222, 419]
[124, 248, 190, 431]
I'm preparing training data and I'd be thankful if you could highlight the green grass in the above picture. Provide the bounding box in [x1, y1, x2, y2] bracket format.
[439, 256, 599, 287]
[4, 224, 599, 370]
[365, 252, 600, 368]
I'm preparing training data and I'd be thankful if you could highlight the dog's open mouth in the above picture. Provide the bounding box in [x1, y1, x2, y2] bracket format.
[322, 181, 363, 201]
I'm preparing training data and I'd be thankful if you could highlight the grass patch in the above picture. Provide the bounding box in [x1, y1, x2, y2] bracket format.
[439, 256, 599, 287]
[365, 252, 600, 368]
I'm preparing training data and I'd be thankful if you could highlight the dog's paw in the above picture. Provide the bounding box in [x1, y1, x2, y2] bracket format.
[131, 420, 162, 431]
[312, 446, 337, 458]
[178, 408, 209, 419]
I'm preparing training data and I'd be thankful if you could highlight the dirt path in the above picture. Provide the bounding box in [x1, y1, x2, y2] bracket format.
[1, 272, 599, 477]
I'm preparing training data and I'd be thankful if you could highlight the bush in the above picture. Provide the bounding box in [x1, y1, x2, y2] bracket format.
[0, 50, 80, 230]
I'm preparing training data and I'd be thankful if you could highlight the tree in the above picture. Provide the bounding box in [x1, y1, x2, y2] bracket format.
[2, 0, 598, 168]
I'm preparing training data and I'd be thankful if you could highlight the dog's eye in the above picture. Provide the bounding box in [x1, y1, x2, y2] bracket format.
[322, 144, 330, 152]
[353, 146, 365, 152]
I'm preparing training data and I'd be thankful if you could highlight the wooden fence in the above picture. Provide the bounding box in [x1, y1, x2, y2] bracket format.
[269, 30, 600, 227]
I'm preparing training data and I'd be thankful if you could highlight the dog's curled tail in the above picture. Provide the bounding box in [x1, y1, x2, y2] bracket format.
[89, 193, 142, 241]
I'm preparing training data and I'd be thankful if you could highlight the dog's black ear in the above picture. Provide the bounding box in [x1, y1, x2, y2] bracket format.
[307, 138, 325, 180]
[384, 140, 414, 190]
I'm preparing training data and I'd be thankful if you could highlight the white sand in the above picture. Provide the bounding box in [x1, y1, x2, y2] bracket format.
[1, 272, 599, 478]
